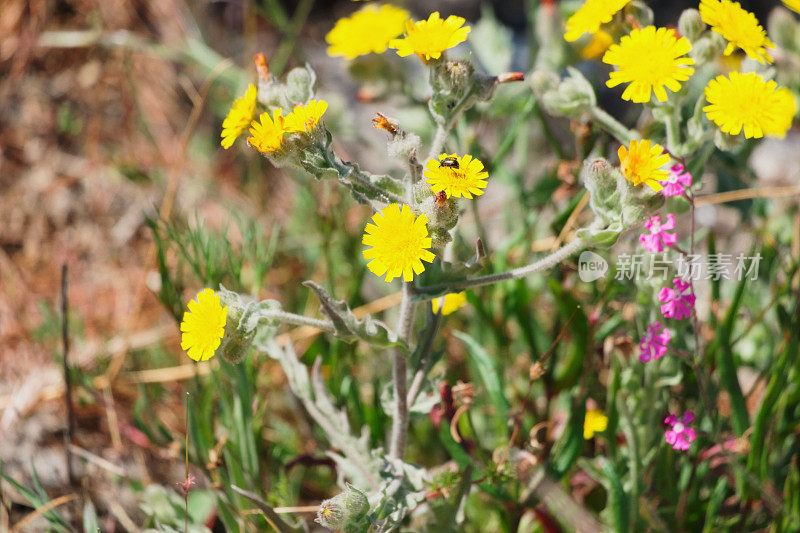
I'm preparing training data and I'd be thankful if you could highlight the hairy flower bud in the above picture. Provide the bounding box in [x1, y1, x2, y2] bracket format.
[316, 484, 369, 531]
[689, 36, 719, 65]
[625, 0, 654, 27]
[582, 158, 622, 224]
[714, 129, 744, 152]
[768, 7, 800, 51]
[678, 9, 706, 42]
[285, 65, 317, 104]
[540, 67, 596, 120]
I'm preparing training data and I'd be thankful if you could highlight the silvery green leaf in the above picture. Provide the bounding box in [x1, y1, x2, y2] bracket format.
[575, 222, 623, 248]
[380, 380, 440, 419]
[303, 281, 406, 349]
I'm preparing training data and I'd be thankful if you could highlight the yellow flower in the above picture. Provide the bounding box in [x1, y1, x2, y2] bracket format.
[584, 409, 608, 439]
[564, 0, 632, 42]
[618, 139, 669, 191]
[220, 84, 257, 149]
[424, 153, 488, 199]
[699, 0, 774, 64]
[603, 26, 695, 103]
[362, 204, 435, 282]
[325, 4, 409, 59]
[580, 30, 613, 59]
[180, 289, 228, 362]
[389, 12, 471, 61]
[284, 100, 329, 133]
[432, 292, 468, 315]
[247, 109, 285, 153]
[783, 0, 800, 14]
[703, 72, 796, 139]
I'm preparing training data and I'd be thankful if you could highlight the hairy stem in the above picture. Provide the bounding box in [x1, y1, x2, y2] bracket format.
[590, 106, 637, 145]
[416, 236, 586, 296]
[390, 282, 415, 459]
[263, 310, 336, 333]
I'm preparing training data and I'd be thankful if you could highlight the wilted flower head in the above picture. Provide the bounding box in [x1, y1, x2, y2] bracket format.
[639, 214, 677, 253]
[665, 411, 696, 450]
[661, 164, 692, 197]
[658, 278, 696, 320]
[639, 321, 671, 362]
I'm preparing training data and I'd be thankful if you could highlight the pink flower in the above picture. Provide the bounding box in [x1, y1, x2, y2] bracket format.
[639, 214, 678, 252]
[658, 278, 695, 320]
[665, 411, 696, 451]
[639, 321, 671, 362]
[660, 164, 692, 197]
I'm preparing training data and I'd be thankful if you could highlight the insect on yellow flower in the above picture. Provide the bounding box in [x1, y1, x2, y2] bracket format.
[283, 100, 329, 134]
[325, 4, 409, 59]
[584, 408, 608, 439]
[389, 12, 471, 61]
[362, 204, 435, 282]
[704, 72, 796, 139]
[603, 26, 695, 103]
[180, 289, 228, 362]
[699, 0, 774, 64]
[618, 139, 670, 191]
[564, 0, 633, 42]
[247, 109, 285, 154]
[424, 153, 488, 199]
[220, 84, 257, 149]
[431, 292, 468, 316]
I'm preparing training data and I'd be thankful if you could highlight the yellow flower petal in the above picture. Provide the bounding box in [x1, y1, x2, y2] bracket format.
[432, 292, 468, 315]
[584, 408, 608, 439]
[362, 204, 435, 282]
[283, 100, 328, 133]
[180, 289, 228, 362]
[221, 85, 257, 149]
[603, 26, 695, 104]
[247, 109, 286, 153]
[700, 0, 774, 64]
[703, 71, 796, 139]
[564, 0, 632, 42]
[424, 153, 489, 199]
[326, 4, 409, 59]
[389, 12, 471, 61]
[618, 139, 669, 191]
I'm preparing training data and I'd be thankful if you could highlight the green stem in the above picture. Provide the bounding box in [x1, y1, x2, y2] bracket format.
[590, 106, 638, 145]
[390, 282, 415, 459]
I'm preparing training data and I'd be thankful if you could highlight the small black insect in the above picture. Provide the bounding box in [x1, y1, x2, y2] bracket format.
[440, 156, 459, 169]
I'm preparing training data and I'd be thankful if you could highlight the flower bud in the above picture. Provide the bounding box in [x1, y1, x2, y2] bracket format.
[678, 9, 706, 42]
[540, 67, 596, 120]
[768, 7, 800, 51]
[285, 65, 316, 104]
[689, 36, 719, 65]
[316, 484, 369, 531]
[625, 0, 654, 27]
[529, 69, 560, 96]
[714, 129, 744, 152]
[582, 158, 622, 224]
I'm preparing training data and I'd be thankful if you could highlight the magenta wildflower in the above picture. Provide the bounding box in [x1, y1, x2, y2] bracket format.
[639, 214, 678, 252]
[660, 164, 692, 197]
[665, 411, 695, 451]
[639, 321, 671, 362]
[658, 278, 695, 320]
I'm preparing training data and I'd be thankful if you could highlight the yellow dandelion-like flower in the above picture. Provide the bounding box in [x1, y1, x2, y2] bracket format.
[704, 72, 796, 139]
[180, 289, 228, 362]
[580, 30, 614, 59]
[584, 408, 608, 439]
[247, 109, 285, 153]
[431, 292, 468, 315]
[618, 139, 669, 191]
[220, 84, 257, 149]
[699, 0, 774, 64]
[783, 0, 800, 14]
[564, 0, 633, 42]
[389, 12, 471, 61]
[603, 26, 695, 103]
[424, 153, 489, 199]
[325, 4, 409, 59]
[362, 204, 435, 282]
[284, 100, 329, 133]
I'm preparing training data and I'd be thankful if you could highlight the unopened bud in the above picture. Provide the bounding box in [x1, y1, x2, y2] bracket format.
[768, 7, 800, 50]
[678, 9, 705, 42]
[316, 484, 369, 531]
[529, 69, 560, 96]
[625, 0, 654, 28]
[285, 66, 316, 104]
[540, 67, 596, 120]
[253, 53, 269, 81]
[689, 36, 719, 65]
[714, 129, 744, 152]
